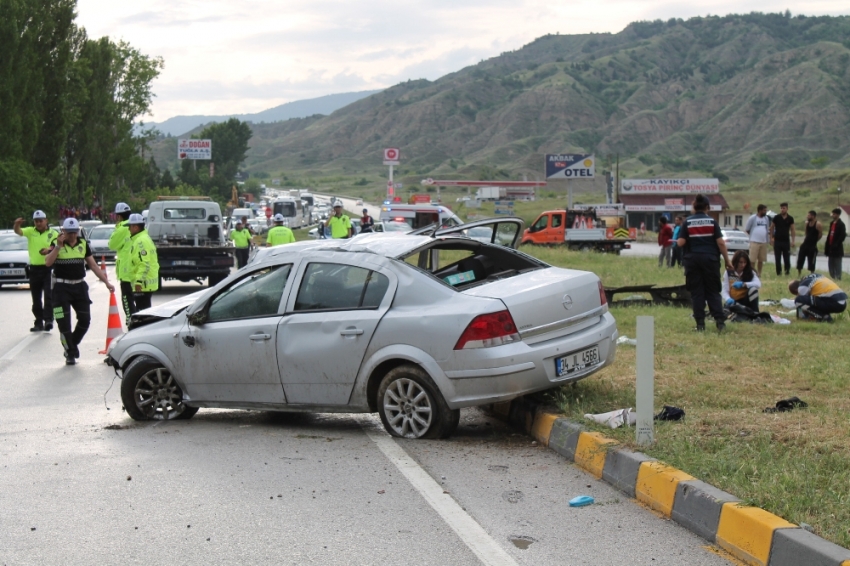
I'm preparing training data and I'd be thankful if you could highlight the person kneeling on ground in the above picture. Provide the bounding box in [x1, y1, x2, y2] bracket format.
[789, 274, 847, 322]
[722, 250, 761, 311]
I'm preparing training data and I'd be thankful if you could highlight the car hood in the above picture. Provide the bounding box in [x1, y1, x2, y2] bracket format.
[0, 250, 29, 262]
[129, 289, 208, 329]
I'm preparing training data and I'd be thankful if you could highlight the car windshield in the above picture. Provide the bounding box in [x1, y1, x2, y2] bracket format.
[384, 221, 410, 232]
[88, 226, 115, 240]
[0, 235, 27, 251]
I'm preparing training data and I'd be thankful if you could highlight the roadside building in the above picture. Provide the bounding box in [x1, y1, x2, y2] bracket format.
[618, 178, 729, 229]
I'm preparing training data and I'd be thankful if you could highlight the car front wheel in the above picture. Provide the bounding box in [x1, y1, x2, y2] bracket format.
[120, 356, 199, 421]
[377, 365, 458, 439]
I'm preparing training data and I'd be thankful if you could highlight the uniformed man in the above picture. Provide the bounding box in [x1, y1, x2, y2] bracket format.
[108, 202, 134, 318]
[327, 203, 352, 239]
[45, 218, 115, 365]
[676, 194, 732, 332]
[230, 220, 252, 268]
[14, 211, 59, 331]
[127, 214, 159, 311]
[266, 213, 295, 247]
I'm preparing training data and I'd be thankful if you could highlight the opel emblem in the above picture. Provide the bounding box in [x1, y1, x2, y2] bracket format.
[562, 294, 574, 310]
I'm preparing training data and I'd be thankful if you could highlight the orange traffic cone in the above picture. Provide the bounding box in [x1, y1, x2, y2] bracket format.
[98, 292, 123, 354]
[100, 255, 107, 277]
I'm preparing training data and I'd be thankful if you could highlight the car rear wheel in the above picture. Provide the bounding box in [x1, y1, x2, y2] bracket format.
[377, 364, 458, 439]
[120, 356, 199, 421]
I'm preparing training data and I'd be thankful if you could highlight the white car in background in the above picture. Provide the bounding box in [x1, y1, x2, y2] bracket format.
[87, 224, 117, 262]
[0, 233, 29, 288]
[721, 229, 750, 253]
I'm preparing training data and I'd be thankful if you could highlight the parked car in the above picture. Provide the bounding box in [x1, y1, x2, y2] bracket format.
[370, 221, 412, 234]
[721, 229, 750, 253]
[79, 220, 103, 239]
[107, 217, 618, 439]
[0, 234, 29, 288]
[87, 224, 117, 262]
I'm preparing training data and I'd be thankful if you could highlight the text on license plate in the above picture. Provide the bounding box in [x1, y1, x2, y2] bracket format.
[555, 345, 600, 377]
[172, 260, 196, 266]
[0, 268, 25, 276]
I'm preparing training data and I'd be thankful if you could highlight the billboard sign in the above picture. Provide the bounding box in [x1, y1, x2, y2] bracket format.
[383, 147, 400, 165]
[545, 154, 595, 179]
[494, 200, 515, 215]
[177, 139, 211, 160]
[620, 178, 719, 195]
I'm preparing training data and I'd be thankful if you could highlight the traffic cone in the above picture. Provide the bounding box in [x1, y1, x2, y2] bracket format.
[100, 255, 107, 278]
[98, 292, 123, 354]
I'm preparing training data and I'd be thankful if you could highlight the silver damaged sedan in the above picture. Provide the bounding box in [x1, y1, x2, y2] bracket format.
[107, 218, 618, 439]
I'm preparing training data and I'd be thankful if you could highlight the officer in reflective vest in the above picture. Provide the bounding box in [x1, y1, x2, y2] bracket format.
[108, 202, 135, 318]
[230, 220, 252, 269]
[14, 210, 59, 332]
[266, 214, 295, 246]
[45, 218, 115, 365]
[127, 214, 159, 311]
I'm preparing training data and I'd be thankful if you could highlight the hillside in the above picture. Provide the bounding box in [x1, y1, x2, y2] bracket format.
[150, 13, 850, 189]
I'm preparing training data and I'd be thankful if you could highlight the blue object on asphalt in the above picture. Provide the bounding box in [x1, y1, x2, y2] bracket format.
[569, 495, 595, 507]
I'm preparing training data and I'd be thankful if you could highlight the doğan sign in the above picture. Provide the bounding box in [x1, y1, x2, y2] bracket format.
[178, 139, 212, 160]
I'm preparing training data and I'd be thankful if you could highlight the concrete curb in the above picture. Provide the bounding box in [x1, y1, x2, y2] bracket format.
[488, 398, 850, 566]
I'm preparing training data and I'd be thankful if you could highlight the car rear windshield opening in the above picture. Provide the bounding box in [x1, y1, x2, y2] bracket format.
[401, 241, 544, 290]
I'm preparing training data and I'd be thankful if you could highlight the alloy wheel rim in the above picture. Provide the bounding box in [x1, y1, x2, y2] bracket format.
[383, 378, 433, 438]
[134, 367, 184, 420]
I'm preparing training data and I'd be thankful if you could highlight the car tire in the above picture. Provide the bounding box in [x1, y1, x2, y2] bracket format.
[120, 356, 199, 421]
[377, 364, 457, 439]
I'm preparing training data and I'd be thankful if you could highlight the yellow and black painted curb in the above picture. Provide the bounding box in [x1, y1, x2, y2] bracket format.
[488, 398, 850, 566]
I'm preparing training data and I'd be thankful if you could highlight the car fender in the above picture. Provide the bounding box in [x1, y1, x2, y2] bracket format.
[116, 343, 180, 382]
[350, 344, 449, 409]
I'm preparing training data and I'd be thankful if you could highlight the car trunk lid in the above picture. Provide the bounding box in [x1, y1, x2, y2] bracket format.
[460, 267, 605, 345]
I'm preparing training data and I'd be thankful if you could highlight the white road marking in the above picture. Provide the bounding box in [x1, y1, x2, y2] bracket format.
[0, 333, 44, 361]
[359, 416, 519, 566]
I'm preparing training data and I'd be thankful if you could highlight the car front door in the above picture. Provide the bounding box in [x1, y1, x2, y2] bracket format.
[175, 263, 294, 405]
[277, 256, 395, 406]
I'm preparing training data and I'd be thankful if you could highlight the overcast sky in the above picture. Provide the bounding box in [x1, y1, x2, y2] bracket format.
[76, 0, 850, 121]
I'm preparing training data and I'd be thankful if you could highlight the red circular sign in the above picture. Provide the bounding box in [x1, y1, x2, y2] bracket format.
[385, 148, 397, 159]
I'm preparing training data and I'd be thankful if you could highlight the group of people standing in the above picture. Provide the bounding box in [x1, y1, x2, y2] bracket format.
[15, 202, 159, 365]
[676, 196, 847, 330]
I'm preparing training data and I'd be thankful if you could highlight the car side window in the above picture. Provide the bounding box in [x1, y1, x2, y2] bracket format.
[551, 215, 562, 228]
[294, 263, 389, 311]
[532, 216, 548, 231]
[207, 265, 292, 322]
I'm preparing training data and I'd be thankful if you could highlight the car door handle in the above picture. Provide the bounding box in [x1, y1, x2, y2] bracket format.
[340, 328, 364, 336]
[249, 333, 271, 341]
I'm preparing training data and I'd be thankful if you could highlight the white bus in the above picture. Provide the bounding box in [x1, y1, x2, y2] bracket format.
[272, 197, 307, 229]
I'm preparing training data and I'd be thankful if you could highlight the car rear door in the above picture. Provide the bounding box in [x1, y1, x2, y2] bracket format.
[432, 217, 525, 248]
[276, 254, 396, 405]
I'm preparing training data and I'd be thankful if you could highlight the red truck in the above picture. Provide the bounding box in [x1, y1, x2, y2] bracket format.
[521, 205, 636, 253]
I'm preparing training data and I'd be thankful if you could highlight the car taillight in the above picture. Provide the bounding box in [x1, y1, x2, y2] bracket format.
[454, 310, 520, 350]
[598, 280, 607, 307]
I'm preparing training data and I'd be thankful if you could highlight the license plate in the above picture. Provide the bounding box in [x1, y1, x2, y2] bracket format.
[172, 260, 196, 266]
[0, 268, 25, 276]
[555, 345, 600, 377]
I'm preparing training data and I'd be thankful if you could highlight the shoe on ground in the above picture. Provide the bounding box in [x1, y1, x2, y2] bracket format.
[30, 322, 44, 332]
[64, 352, 76, 365]
[44, 322, 53, 332]
[694, 324, 705, 332]
[716, 321, 726, 332]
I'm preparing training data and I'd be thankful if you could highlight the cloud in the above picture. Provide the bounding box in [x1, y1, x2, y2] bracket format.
[75, 0, 850, 120]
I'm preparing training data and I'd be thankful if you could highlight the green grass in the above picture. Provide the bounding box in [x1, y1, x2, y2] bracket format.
[526, 246, 850, 548]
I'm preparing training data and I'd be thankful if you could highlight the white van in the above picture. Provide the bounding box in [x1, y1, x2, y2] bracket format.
[378, 203, 463, 230]
[226, 207, 256, 235]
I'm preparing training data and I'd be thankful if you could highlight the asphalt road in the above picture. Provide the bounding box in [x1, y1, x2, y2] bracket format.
[0, 270, 731, 565]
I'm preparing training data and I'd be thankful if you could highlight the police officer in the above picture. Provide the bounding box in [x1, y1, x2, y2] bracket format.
[327, 202, 352, 239]
[230, 220, 252, 268]
[108, 202, 134, 318]
[14, 211, 59, 331]
[266, 214, 295, 247]
[127, 214, 159, 311]
[45, 218, 115, 365]
[676, 194, 732, 332]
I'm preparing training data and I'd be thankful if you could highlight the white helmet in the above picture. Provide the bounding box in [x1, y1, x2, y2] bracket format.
[115, 202, 131, 214]
[128, 213, 145, 225]
[273, 213, 285, 222]
[62, 218, 81, 231]
[32, 210, 47, 219]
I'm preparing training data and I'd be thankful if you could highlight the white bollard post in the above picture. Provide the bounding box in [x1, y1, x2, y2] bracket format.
[636, 316, 655, 445]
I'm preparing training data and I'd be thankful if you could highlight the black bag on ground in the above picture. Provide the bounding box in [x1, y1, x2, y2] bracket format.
[725, 304, 773, 324]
